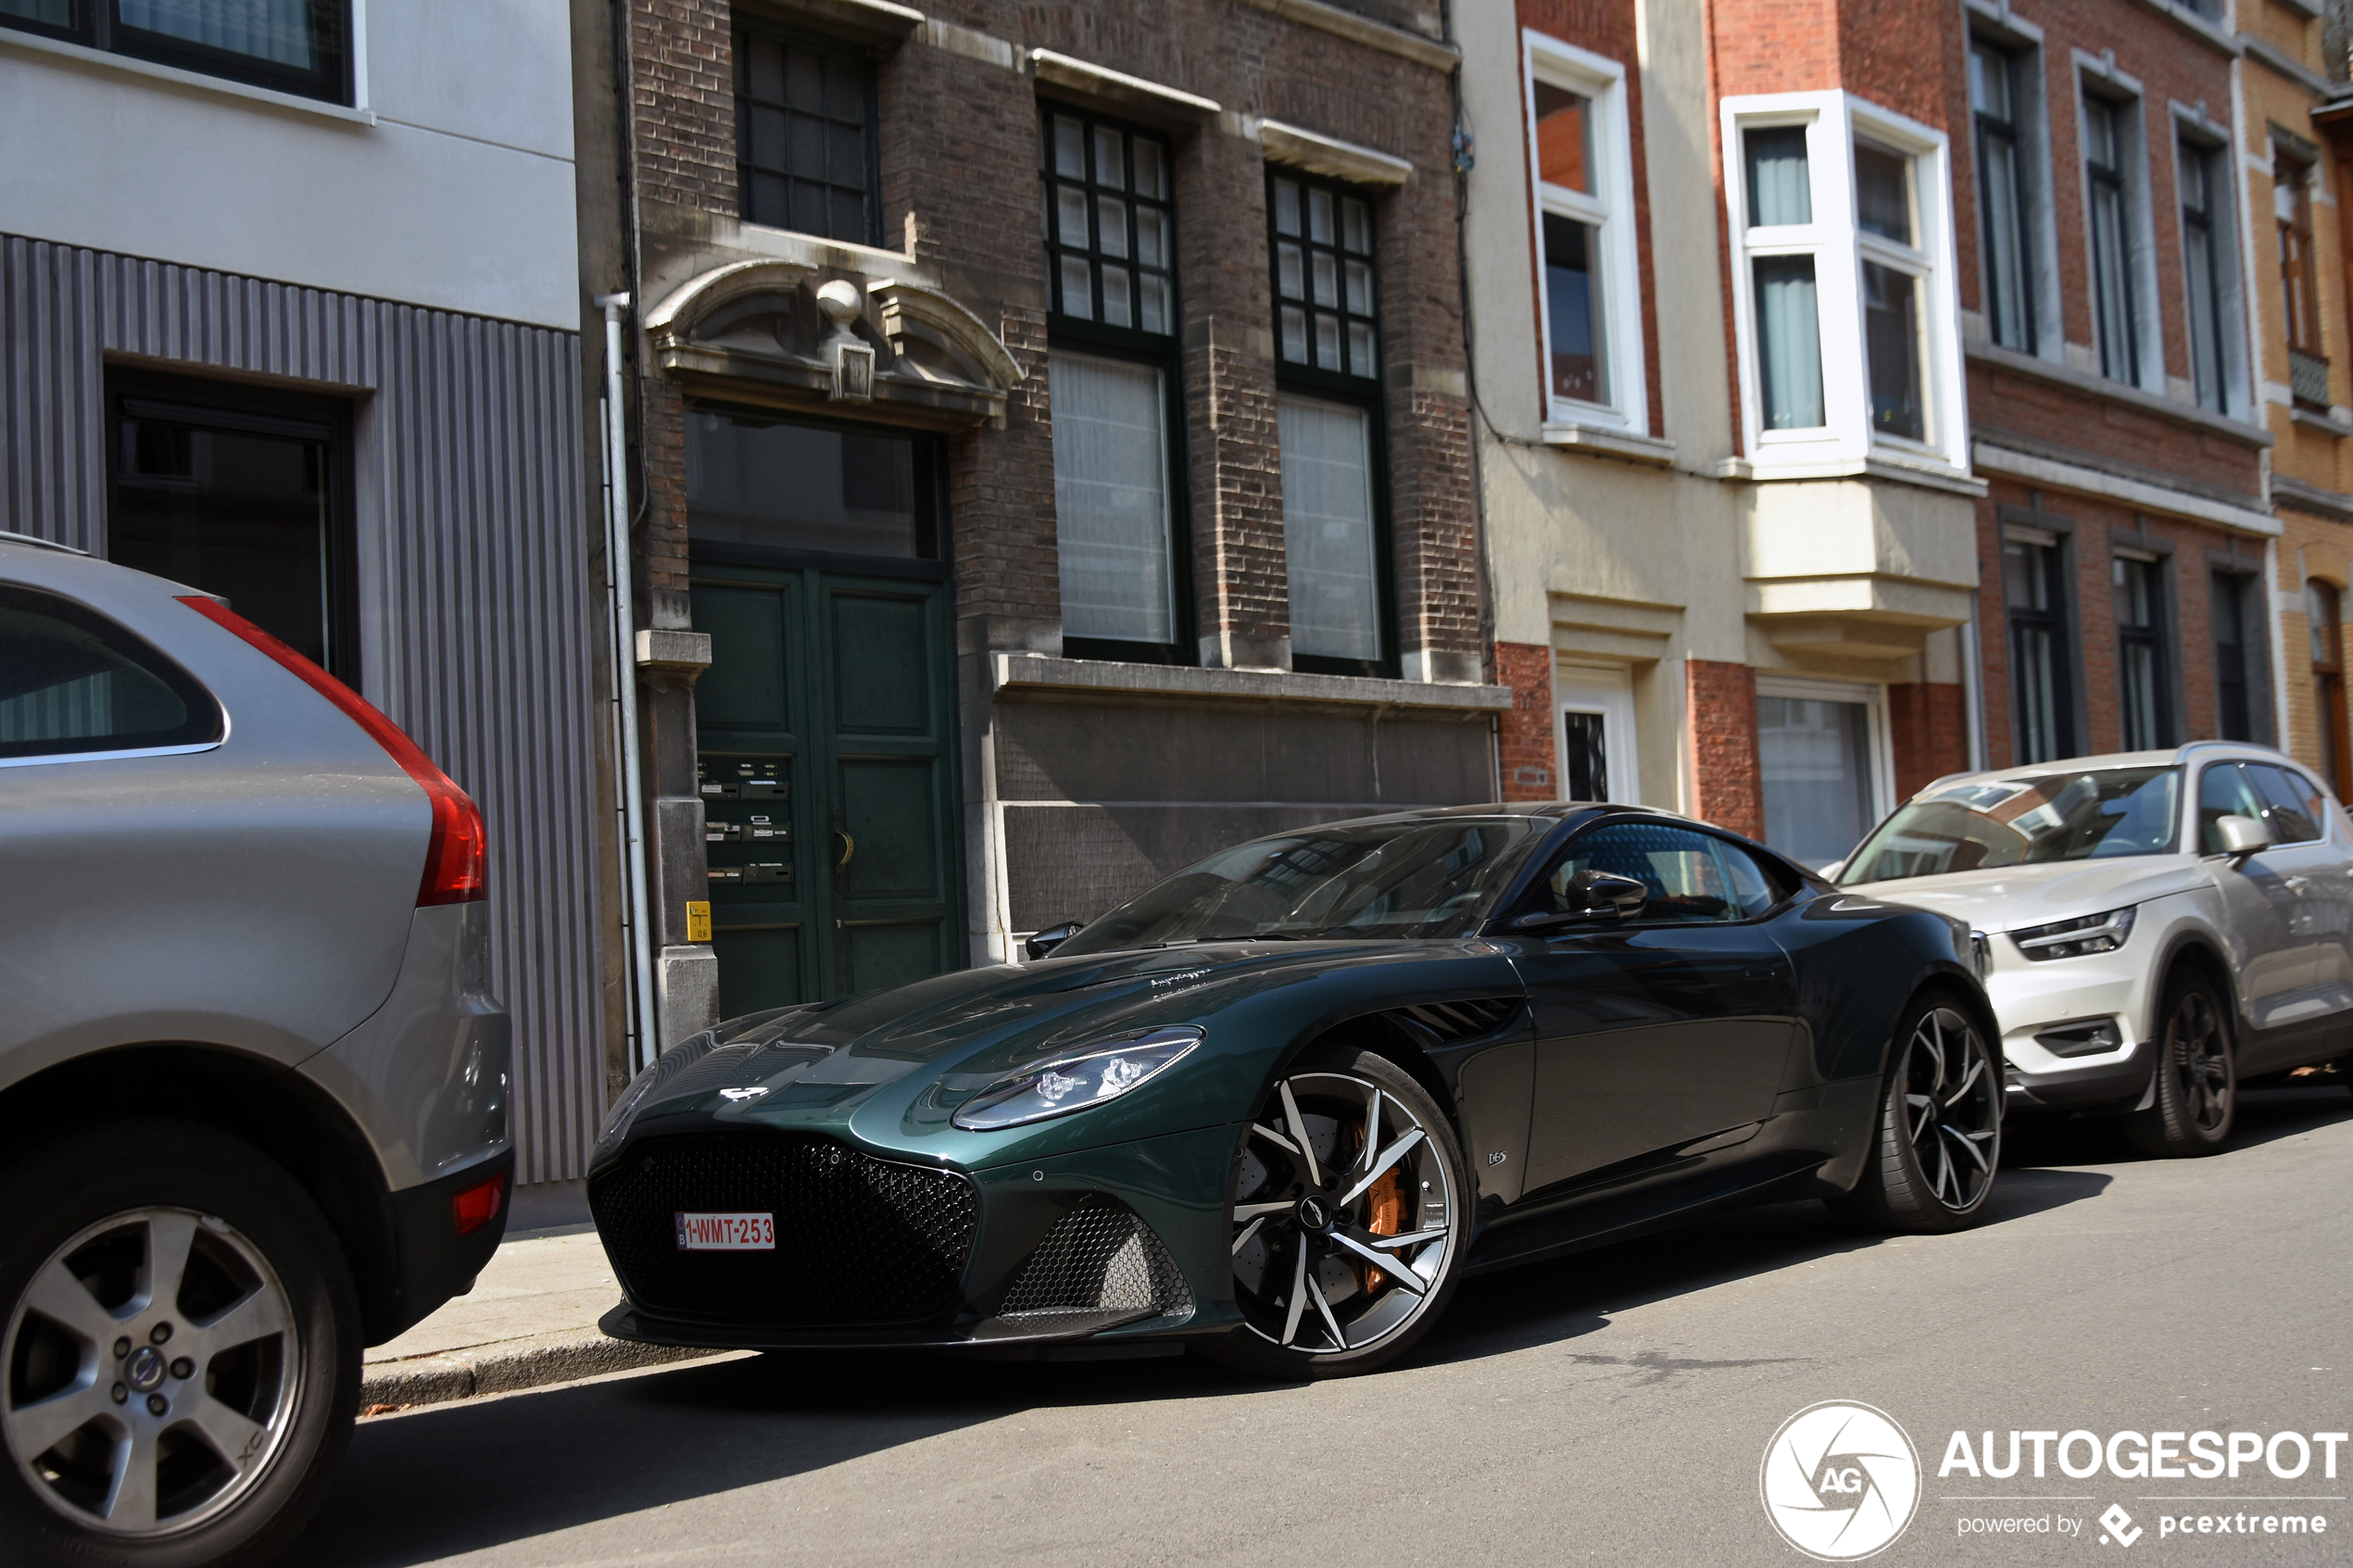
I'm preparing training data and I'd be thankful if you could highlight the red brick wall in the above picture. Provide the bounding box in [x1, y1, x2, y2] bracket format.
[1688, 659, 1764, 838]
[1887, 681, 1968, 797]
[1495, 641, 1557, 799]
[1975, 479, 2233, 766]
[1968, 369, 2264, 503]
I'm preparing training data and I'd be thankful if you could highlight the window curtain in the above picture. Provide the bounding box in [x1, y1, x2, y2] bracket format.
[120, 0, 321, 66]
[1754, 257, 1824, 429]
[1277, 395, 1381, 662]
[1756, 696, 1874, 872]
[1051, 353, 1175, 645]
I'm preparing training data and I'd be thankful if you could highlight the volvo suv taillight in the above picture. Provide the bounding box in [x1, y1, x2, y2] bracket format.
[178, 596, 487, 906]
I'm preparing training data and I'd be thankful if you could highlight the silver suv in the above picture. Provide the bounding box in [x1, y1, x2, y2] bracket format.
[0, 534, 511, 1565]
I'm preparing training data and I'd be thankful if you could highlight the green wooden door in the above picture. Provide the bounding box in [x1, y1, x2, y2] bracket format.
[691, 563, 962, 1015]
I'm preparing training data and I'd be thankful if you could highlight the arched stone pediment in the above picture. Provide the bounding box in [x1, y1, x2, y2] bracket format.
[645, 258, 1022, 429]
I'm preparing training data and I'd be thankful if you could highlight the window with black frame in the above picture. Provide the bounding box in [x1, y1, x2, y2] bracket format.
[1969, 40, 2034, 354]
[1042, 104, 1189, 662]
[1269, 169, 1393, 677]
[2004, 533, 2072, 764]
[2083, 93, 2140, 384]
[2, 1, 349, 103]
[106, 375, 356, 680]
[2179, 138, 2229, 414]
[734, 19, 879, 245]
[2113, 554, 2171, 751]
[2211, 570, 2257, 742]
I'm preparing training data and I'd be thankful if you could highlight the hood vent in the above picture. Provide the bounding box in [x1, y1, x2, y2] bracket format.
[1396, 998, 1522, 1044]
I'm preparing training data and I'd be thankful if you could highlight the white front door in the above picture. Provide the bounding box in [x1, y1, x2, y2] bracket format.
[1557, 664, 1638, 804]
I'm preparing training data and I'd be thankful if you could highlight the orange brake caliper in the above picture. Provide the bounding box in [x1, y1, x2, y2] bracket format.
[1363, 1166, 1403, 1293]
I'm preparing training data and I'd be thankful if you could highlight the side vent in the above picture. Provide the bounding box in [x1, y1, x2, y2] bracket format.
[988, 1196, 1193, 1334]
[1396, 997, 1522, 1044]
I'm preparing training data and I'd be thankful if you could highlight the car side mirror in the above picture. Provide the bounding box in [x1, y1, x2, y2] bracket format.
[2214, 813, 2271, 859]
[1024, 921, 1084, 961]
[1513, 869, 1648, 932]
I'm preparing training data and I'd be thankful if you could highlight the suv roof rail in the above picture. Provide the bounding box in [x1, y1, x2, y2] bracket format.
[0, 529, 91, 557]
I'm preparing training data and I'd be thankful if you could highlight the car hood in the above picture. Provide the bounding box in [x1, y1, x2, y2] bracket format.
[1843, 856, 2208, 933]
[601, 936, 1522, 1168]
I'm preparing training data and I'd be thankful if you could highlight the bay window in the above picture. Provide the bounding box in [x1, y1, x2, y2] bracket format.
[1722, 93, 1965, 474]
[1525, 32, 1645, 433]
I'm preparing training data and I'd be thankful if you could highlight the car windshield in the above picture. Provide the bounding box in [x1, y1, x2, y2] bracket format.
[1055, 817, 1554, 954]
[1838, 766, 2181, 884]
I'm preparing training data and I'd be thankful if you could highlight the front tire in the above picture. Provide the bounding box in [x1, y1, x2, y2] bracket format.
[1200, 1046, 1468, 1380]
[2126, 970, 2235, 1157]
[0, 1122, 359, 1568]
[1831, 994, 2001, 1234]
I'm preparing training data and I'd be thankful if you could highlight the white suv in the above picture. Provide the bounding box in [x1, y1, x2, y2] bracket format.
[1837, 745, 2353, 1156]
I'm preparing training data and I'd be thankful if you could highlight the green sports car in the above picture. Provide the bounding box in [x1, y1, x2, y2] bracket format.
[588, 803, 1998, 1378]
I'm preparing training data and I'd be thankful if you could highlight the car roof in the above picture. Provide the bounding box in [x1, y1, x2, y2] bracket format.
[0, 530, 92, 558]
[1907, 743, 2310, 802]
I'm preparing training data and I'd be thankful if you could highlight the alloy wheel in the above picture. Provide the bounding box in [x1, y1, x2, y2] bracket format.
[1228, 1070, 1455, 1354]
[1899, 1007, 2000, 1211]
[3, 1207, 302, 1537]
[2166, 987, 2232, 1133]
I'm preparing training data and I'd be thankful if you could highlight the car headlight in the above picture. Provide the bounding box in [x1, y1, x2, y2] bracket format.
[591, 1029, 721, 1161]
[950, 1026, 1202, 1131]
[2010, 906, 2135, 961]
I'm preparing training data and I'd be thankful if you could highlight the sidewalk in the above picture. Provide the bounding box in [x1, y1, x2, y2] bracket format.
[359, 1227, 716, 1411]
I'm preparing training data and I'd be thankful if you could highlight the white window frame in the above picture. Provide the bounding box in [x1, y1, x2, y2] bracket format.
[1721, 92, 1969, 478]
[1555, 661, 1640, 804]
[1524, 31, 1648, 436]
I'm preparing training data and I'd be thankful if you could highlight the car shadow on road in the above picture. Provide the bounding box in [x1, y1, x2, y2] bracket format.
[305, 1096, 2351, 1564]
[308, 1335, 1234, 1565]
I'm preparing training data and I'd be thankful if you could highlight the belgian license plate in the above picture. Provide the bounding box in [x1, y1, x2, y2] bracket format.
[674, 1211, 775, 1251]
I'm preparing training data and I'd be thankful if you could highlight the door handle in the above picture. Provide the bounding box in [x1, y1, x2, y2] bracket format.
[834, 829, 856, 870]
[2286, 875, 2311, 893]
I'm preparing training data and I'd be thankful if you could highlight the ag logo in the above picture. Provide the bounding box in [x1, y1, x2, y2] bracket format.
[1760, 1401, 1921, 1561]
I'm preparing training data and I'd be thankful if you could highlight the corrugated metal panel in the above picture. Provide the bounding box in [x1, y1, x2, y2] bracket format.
[0, 235, 609, 1185]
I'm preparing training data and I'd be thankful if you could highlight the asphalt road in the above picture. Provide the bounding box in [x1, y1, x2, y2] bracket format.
[305, 1087, 2353, 1567]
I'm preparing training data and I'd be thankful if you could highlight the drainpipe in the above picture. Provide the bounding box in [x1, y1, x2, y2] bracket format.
[596, 291, 661, 1073]
[1959, 591, 1987, 773]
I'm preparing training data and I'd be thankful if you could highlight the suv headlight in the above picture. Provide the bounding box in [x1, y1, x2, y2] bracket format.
[2010, 907, 2135, 961]
[951, 1026, 1202, 1131]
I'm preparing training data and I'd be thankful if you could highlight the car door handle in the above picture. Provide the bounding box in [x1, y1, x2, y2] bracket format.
[2286, 875, 2311, 892]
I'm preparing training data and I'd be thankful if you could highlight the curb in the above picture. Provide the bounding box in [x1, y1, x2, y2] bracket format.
[360, 1329, 721, 1412]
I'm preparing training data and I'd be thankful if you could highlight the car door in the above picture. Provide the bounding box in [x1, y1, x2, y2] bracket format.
[1507, 820, 1801, 1194]
[2242, 763, 2353, 1056]
[2196, 761, 2310, 1037]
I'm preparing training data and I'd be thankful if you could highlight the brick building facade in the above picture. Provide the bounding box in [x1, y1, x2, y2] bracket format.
[603, 0, 1505, 1041]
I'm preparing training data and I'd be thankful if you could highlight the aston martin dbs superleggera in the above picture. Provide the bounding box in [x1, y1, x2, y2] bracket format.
[588, 804, 1999, 1378]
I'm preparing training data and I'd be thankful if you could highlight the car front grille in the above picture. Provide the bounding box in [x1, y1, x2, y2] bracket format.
[590, 1132, 979, 1326]
[996, 1195, 1192, 1325]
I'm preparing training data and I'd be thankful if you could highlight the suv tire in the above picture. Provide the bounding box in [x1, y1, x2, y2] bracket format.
[0, 1121, 359, 1567]
[2126, 969, 2235, 1158]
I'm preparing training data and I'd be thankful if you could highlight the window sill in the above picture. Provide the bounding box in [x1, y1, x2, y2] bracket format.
[2291, 408, 2350, 438]
[1715, 452, 1989, 498]
[989, 653, 1512, 714]
[1965, 337, 2272, 448]
[1539, 421, 1675, 466]
[0, 27, 373, 124]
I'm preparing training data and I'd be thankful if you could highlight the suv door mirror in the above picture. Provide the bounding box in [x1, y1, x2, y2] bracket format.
[1024, 921, 1084, 960]
[2214, 813, 2271, 859]
[1513, 869, 1649, 931]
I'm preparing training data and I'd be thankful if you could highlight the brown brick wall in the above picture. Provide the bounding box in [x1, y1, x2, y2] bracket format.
[1688, 658, 1764, 838]
[625, 1, 1478, 665]
[1974, 479, 2236, 767]
[1887, 681, 1968, 797]
[1968, 369, 2264, 503]
[1495, 641, 1557, 799]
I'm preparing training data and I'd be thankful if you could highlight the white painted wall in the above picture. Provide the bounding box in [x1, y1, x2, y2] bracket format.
[0, 0, 578, 329]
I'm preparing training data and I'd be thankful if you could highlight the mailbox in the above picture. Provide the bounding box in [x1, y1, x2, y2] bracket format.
[698, 755, 795, 894]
